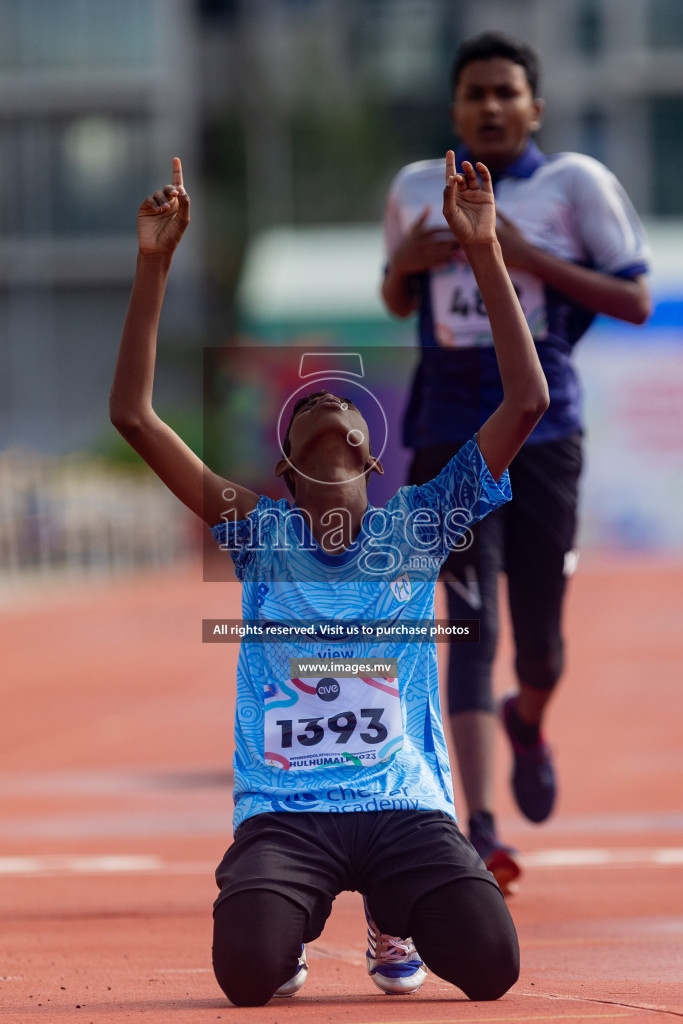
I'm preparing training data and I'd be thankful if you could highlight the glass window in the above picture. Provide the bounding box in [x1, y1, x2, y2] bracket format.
[578, 107, 606, 164]
[0, 114, 154, 237]
[0, 0, 155, 72]
[56, 115, 153, 234]
[358, 0, 458, 97]
[575, 0, 603, 55]
[650, 0, 683, 46]
[650, 98, 683, 214]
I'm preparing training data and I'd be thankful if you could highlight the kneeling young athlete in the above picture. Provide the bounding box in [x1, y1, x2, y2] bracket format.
[110, 152, 549, 1006]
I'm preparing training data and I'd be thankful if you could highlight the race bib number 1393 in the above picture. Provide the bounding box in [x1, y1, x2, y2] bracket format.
[263, 675, 403, 771]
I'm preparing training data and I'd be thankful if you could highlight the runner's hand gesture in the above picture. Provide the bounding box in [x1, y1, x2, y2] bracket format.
[137, 157, 190, 257]
[442, 151, 496, 248]
[391, 206, 459, 275]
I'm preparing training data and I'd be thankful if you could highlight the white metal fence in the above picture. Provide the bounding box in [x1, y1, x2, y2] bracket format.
[0, 449, 193, 579]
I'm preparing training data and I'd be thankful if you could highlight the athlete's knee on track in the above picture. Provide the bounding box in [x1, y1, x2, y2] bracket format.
[212, 925, 276, 1005]
[212, 937, 276, 1005]
[213, 965, 275, 1007]
[411, 879, 520, 1001]
[423, 925, 519, 1001]
[212, 891, 300, 1006]
[458, 931, 520, 1001]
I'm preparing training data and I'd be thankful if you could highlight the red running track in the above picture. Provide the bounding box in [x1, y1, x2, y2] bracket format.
[1, 552, 681, 1022]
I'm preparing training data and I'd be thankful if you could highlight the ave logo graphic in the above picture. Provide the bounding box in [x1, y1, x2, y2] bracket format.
[390, 573, 412, 602]
[316, 678, 341, 702]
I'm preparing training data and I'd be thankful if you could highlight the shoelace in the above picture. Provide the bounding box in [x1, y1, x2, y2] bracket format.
[370, 931, 417, 962]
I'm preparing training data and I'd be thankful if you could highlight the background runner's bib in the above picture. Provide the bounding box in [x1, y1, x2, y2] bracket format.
[264, 675, 402, 771]
[430, 263, 547, 348]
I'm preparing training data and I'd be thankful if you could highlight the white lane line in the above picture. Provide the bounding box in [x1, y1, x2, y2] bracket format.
[155, 968, 213, 974]
[522, 847, 683, 868]
[350, 1013, 637, 1022]
[0, 855, 214, 876]
[0, 849, 682, 877]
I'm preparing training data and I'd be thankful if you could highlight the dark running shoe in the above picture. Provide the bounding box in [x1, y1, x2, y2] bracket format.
[469, 812, 522, 897]
[500, 694, 556, 823]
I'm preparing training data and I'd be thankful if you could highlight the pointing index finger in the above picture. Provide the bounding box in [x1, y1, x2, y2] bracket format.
[445, 150, 456, 184]
[172, 157, 184, 191]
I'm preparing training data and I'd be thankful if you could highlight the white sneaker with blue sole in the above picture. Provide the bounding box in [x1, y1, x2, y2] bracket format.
[364, 897, 427, 994]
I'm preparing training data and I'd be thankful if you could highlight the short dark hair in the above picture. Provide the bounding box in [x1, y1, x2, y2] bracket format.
[451, 31, 541, 97]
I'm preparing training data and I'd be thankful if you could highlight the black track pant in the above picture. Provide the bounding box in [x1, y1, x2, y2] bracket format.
[211, 810, 519, 1006]
[213, 879, 519, 1006]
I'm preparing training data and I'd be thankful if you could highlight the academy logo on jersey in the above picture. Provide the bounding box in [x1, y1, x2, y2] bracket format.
[390, 573, 412, 602]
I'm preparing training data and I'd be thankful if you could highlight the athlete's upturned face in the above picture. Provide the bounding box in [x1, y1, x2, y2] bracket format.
[286, 392, 370, 465]
[451, 57, 543, 170]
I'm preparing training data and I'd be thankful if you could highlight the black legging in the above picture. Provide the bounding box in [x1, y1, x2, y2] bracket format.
[212, 878, 519, 1007]
[409, 435, 582, 712]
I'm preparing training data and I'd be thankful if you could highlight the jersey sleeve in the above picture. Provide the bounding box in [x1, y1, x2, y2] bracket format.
[397, 437, 511, 560]
[570, 156, 650, 278]
[210, 495, 279, 581]
[383, 173, 406, 261]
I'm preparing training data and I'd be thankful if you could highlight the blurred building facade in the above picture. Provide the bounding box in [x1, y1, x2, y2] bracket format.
[2, 0, 682, 456]
[0, 0, 203, 455]
[462, 0, 683, 219]
[1, 0, 682, 566]
[198, 0, 683, 227]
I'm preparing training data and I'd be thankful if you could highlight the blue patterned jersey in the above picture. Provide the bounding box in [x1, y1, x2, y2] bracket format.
[211, 438, 510, 831]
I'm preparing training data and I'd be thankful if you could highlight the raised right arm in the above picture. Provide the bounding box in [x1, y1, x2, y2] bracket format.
[109, 158, 258, 526]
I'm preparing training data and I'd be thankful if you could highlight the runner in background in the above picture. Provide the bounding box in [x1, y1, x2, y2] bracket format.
[382, 31, 650, 893]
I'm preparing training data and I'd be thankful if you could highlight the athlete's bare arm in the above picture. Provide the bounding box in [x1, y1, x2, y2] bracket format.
[495, 211, 650, 324]
[441, 152, 549, 482]
[110, 158, 258, 526]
